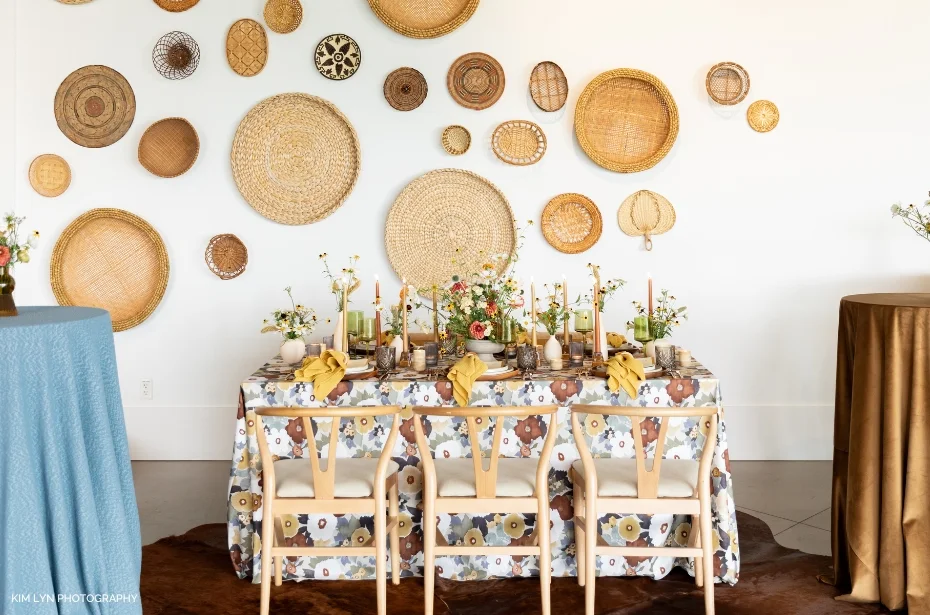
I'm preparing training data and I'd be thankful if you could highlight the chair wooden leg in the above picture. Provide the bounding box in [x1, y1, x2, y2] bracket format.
[572, 469, 585, 587]
[260, 499, 273, 615]
[423, 492, 436, 615]
[538, 495, 552, 615]
[584, 490, 597, 615]
[274, 555, 282, 587]
[690, 518, 703, 588]
[375, 489, 388, 615]
[389, 480, 401, 585]
[699, 495, 715, 614]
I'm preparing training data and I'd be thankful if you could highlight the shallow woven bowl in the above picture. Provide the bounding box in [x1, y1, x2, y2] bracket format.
[529, 61, 569, 112]
[227, 19, 268, 77]
[384, 67, 428, 111]
[575, 68, 679, 173]
[441, 125, 471, 155]
[138, 118, 200, 178]
[491, 120, 547, 166]
[231, 93, 361, 225]
[747, 100, 780, 132]
[367, 0, 479, 39]
[447, 52, 505, 110]
[29, 154, 72, 198]
[54, 65, 136, 149]
[264, 0, 303, 34]
[205, 234, 248, 280]
[50, 208, 170, 332]
[385, 169, 515, 289]
[706, 62, 750, 105]
[541, 193, 602, 254]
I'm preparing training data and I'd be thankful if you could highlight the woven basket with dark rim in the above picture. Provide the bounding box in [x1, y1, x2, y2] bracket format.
[706, 62, 750, 105]
[227, 19, 268, 77]
[541, 193, 602, 254]
[54, 65, 136, 149]
[315, 34, 361, 81]
[50, 208, 170, 332]
[575, 68, 679, 173]
[384, 67, 427, 111]
[205, 234, 248, 280]
[447, 52, 505, 110]
[138, 118, 200, 178]
[367, 0, 479, 39]
[153, 31, 200, 80]
[529, 61, 568, 112]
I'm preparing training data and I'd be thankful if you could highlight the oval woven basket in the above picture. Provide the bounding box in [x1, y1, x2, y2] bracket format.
[384, 67, 427, 111]
[618, 190, 676, 251]
[29, 154, 72, 198]
[491, 120, 547, 166]
[706, 62, 750, 105]
[447, 52, 505, 110]
[575, 68, 679, 173]
[50, 208, 170, 332]
[541, 193, 602, 254]
[367, 0, 479, 39]
[138, 118, 200, 178]
[227, 19, 268, 77]
[205, 234, 248, 280]
[441, 125, 471, 155]
[529, 61, 569, 112]
[385, 169, 515, 289]
[264, 0, 303, 34]
[54, 65, 136, 149]
[231, 93, 361, 225]
[747, 100, 779, 132]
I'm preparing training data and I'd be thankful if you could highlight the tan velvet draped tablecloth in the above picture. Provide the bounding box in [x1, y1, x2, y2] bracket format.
[833, 293, 930, 611]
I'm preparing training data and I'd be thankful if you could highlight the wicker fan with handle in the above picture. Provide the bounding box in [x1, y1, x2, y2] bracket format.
[617, 190, 676, 251]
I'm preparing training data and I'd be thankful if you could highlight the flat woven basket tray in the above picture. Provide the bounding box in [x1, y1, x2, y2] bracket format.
[447, 52, 505, 110]
[29, 154, 72, 198]
[529, 61, 569, 112]
[367, 0, 480, 39]
[205, 234, 248, 280]
[491, 120, 547, 166]
[385, 169, 515, 290]
[541, 193, 602, 254]
[706, 62, 750, 105]
[153, 0, 199, 11]
[50, 208, 170, 332]
[138, 117, 200, 178]
[54, 65, 136, 149]
[231, 93, 361, 225]
[264, 0, 302, 34]
[384, 67, 427, 111]
[575, 68, 679, 173]
[227, 19, 268, 77]
[747, 100, 779, 132]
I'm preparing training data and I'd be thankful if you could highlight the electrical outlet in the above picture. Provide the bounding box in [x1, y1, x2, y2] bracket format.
[141, 379, 153, 400]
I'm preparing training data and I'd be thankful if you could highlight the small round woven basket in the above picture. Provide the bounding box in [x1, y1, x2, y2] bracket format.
[153, 31, 200, 80]
[447, 52, 505, 110]
[541, 193, 602, 254]
[205, 234, 248, 280]
[29, 154, 72, 198]
[138, 118, 200, 178]
[747, 100, 779, 132]
[491, 120, 547, 166]
[706, 62, 750, 105]
[529, 61, 569, 112]
[384, 67, 428, 111]
[441, 125, 471, 155]
[227, 19, 268, 77]
[264, 0, 303, 34]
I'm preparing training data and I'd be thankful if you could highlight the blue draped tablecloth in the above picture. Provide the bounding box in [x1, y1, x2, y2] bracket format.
[0, 307, 141, 614]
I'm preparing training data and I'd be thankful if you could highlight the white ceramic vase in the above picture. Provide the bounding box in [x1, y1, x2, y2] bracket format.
[464, 338, 505, 363]
[280, 338, 306, 364]
[598, 326, 609, 361]
[332, 311, 346, 353]
[644, 340, 656, 360]
[544, 335, 562, 363]
[389, 335, 405, 363]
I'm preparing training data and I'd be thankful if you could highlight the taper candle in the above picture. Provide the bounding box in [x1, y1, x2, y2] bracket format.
[530, 277, 538, 347]
[374, 275, 382, 347]
[591, 274, 601, 359]
[432, 285, 439, 343]
[562, 273, 569, 351]
[401, 278, 409, 356]
[647, 273, 654, 316]
[341, 277, 349, 352]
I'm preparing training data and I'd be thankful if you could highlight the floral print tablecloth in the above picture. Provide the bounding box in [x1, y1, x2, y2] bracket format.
[228, 357, 739, 585]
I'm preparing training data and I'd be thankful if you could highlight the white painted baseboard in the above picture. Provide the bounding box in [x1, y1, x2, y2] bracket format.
[124, 404, 834, 461]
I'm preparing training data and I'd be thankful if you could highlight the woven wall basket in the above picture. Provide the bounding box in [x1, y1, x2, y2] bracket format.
[385, 169, 516, 289]
[153, 31, 200, 80]
[138, 118, 200, 178]
[575, 68, 679, 173]
[28, 154, 71, 198]
[747, 100, 779, 132]
[205, 234, 248, 280]
[706, 62, 750, 105]
[529, 61, 568, 112]
[367, 0, 479, 39]
[315, 34, 361, 81]
[57, 0, 94, 4]
[50, 208, 170, 332]
[227, 19, 268, 77]
[264, 0, 302, 34]
[441, 125, 470, 155]
[541, 193, 602, 254]
[54, 65, 136, 149]
[447, 52, 505, 110]
[384, 67, 427, 111]
[154, 0, 200, 11]
[618, 190, 676, 251]
[231, 93, 361, 225]
[491, 120, 547, 166]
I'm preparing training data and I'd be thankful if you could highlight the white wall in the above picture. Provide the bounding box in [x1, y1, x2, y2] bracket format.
[11, 0, 930, 460]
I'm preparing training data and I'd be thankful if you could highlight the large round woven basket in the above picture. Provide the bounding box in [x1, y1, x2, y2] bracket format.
[541, 193, 602, 254]
[367, 0, 479, 39]
[385, 169, 515, 289]
[491, 120, 547, 166]
[28, 154, 72, 198]
[138, 118, 200, 178]
[575, 68, 679, 173]
[529, 61, 568, 112]
[50, 208, 170, 332]
[57, 0, 94, 4]
[231, 93, 361, 225]
[54, 65, 136, 149]
[205, 234, 248, 280]
[153, 0, 199, 11]
[447, 52, 505, 110]
[227, 19, 268, 77]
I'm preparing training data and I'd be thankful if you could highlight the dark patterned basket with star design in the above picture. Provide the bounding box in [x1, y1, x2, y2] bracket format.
[314, 34, 361, 81]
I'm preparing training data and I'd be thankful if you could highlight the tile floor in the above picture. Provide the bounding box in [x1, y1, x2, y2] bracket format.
[133, 460, 833, 556]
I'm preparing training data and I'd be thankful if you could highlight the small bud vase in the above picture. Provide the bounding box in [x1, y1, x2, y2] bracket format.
[280, 338, 306, 364]
[0, 266, 16, 317]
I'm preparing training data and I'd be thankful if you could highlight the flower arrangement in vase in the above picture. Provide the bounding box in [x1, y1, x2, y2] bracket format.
[577, 264, 626, 360]
[627, 289, 688, 342]
[536, 282, 573, 362]
[261, 287, 319, 364]
[0, 214, 39, 317]
[320, 253, 361, 352]
[890, 194, 930, 245]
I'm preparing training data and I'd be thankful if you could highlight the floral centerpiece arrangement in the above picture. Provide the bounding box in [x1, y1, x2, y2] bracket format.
[578, 263, 626, 312]
[891, 194, 930, 245]
[320, 253, 361, 311]
[535, 281, 574, 362]
[628, 289, 687, 340]
[261, 287, 319, 364]
[0, 213, 39, 317]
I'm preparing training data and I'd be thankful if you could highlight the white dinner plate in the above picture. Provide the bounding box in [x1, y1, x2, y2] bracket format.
[345, 365, 372, 375]
[483, 366, 511, 376]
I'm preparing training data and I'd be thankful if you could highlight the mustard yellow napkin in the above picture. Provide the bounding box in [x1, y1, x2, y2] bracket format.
[294, 349, 348, 399]
[606, 351, 646, 398]
[446, 353, 487, 407]
[606, 332, 627, 348]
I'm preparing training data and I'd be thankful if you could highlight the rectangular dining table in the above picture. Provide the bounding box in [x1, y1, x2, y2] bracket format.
[227, 356, 740, 586]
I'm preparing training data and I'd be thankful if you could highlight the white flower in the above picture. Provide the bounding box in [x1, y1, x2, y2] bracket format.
[891, 204, 902, 216]
[476, 299, 488, 310]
